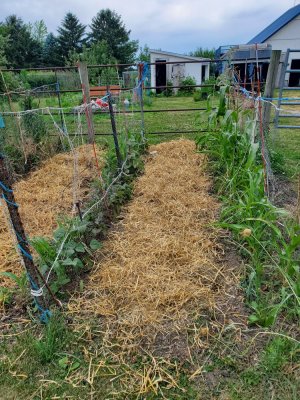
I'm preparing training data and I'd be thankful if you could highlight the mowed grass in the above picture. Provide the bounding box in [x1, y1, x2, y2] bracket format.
[268, 89, 300, 178]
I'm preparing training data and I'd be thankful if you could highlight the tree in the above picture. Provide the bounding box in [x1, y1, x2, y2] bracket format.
[68, 40, 117, 84]
[138, 44, 150, 62]
[0, 34, 8, 66]
[89, 9, 138, 64]
[42, 33, 64, 66]
[3, 15, 42, 68]
[190, 47, 215, 59]
[57, 12, 86, 60]
[27, 20, 48, 44]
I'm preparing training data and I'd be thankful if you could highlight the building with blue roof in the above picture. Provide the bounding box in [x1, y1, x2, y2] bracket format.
[216, 5, 300, 87]
[248, 4, 300, 49]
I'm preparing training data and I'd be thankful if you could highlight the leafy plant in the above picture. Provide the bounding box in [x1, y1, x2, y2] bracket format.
[32, 312, 69, 364]
[164, 80, 173, 97]
[178, 76, 196, 95]
[193, 90, 202, 102]
[196, 84, 300, 326]
[31, 131, 147, 297]
[0, 287, 12, 306]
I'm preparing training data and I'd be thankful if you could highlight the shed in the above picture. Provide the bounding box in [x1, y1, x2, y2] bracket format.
[215, 44, 272, 86]
[248, 4, 300, 86]
[149, 50, 210, 93]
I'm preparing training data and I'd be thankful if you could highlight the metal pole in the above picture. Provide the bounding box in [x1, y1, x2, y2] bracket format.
[106, 85, 122, 169]
[138, 63, 145, 138]
[0, 153, 61, 310]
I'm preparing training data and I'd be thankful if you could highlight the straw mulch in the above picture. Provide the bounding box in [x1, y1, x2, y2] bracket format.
[70, 140, 233, 354]
[0, 145, 103, 287]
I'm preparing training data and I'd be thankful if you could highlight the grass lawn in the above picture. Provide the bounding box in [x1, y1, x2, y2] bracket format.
[269, 89, 300, 179]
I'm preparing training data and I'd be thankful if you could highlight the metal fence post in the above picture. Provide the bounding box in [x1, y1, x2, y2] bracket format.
[106, 86, 122, 169]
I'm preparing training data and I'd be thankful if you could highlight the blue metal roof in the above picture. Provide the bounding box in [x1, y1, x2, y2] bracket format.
[248, 4, 300, 44]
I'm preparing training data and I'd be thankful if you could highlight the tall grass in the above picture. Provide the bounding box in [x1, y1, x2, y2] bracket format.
[196, 87, 300, 326]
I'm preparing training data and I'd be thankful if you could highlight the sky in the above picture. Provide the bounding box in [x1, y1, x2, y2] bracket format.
[0, 0, 299, 53]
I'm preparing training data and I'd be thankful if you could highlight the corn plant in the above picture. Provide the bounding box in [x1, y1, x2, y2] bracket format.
[196, 88, 300, 326]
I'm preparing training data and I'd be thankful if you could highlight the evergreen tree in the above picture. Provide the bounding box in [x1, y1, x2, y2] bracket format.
[89, 9, 138, 64]
[42, 33, 64, 66]
[4, 15, 42, 68]
[0, 34, 8, 66]
[57, 13, 86, 60]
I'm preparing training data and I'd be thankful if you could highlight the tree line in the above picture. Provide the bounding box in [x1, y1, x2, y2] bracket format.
[0, 9, 139, 69]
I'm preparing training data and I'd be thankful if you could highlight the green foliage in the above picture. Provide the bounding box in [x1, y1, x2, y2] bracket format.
[190, 47, 215, 59]
[0, 70, 24, 93]
[0, 287, 12, 306]
[22, 96, 48, 142]
[199, 77, 217, 99]
[138, 44, 150, 62]
[42, 33, 63, 66]
[0, 34, 8, 66]
[193, 90, 202, 102]
[57, 12, 86, 61]
[68, 40, 117, 84]
[164, 80, 173, 97]
[269, 147, 285, 175]
[3, 15, 42, 68]
[31, 313, 70, 364]
[27, 20, 48, 44]
[31, 133, 147, 296]
[89, 9, 139, 64]
[196, 87, 300, 326]
[178, 76, 196, 95]
[31, 218, 94, 294]
[0, 271, 27, 291]
[20, 71, 56, 88]
[143, 95, 153, 106]
[261, 336, 299, 373]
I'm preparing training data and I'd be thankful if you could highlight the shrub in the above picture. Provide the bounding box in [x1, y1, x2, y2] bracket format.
[164, 80, 173, 97]
[193, 90, 202, 102]
[178, 76, 196, 95]
[20, 71, 56, 89]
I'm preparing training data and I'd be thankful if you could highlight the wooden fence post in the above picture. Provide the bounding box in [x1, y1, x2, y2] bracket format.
[263, 50, 282, 131]
[78, 62, 95, 144]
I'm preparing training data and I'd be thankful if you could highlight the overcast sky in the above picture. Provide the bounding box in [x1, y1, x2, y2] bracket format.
[0, 0, 299, 52]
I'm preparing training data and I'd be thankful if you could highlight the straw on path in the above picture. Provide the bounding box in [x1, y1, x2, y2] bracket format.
[0, 145, 103, 287]
[71, 139, 229, 352]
